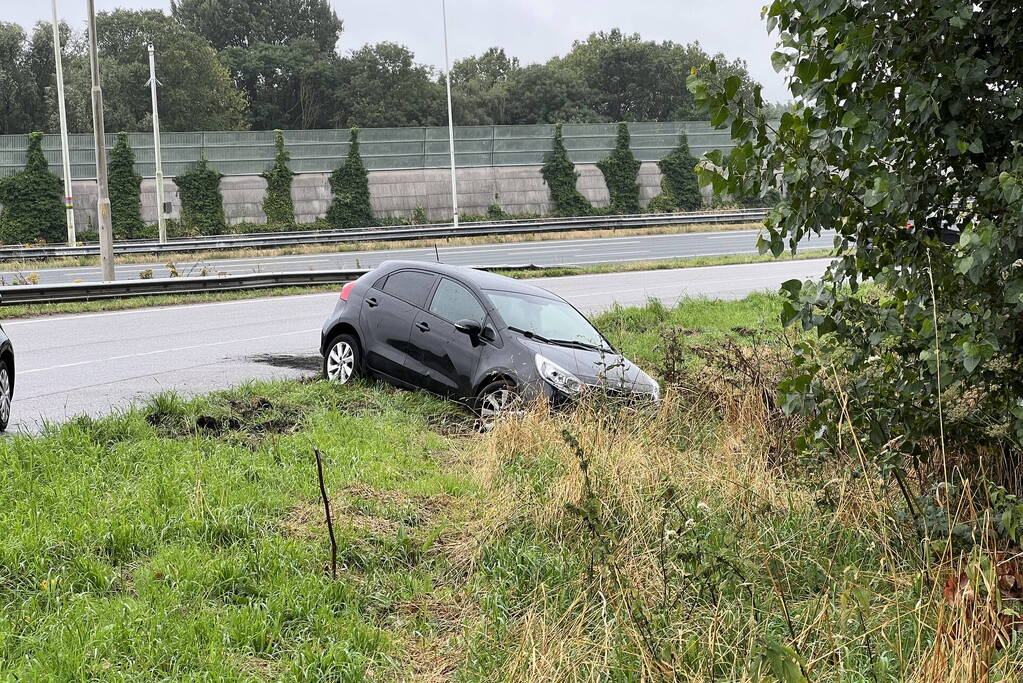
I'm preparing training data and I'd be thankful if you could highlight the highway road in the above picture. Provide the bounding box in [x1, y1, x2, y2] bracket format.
[2, 258, 831, 433]
[0, 227, 836, 285]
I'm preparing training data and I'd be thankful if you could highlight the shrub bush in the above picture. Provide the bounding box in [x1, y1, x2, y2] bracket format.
[327, 128, 373, 229]
[173, 158, 226, 235]
[108, 132, 146, 240]
[487, 194, 507, 220]
[541, 123, 592, 217]
[596, 123, 641, 213]
[0, 132, 66, 244]
[649, 132, 703, 212]
[261, 130, 294, 227]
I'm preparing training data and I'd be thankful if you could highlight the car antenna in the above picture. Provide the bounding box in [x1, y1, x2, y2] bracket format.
[434, 243, 441, 263]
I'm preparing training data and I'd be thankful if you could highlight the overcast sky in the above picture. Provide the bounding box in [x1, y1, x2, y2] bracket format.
[8, 0, 790, 102]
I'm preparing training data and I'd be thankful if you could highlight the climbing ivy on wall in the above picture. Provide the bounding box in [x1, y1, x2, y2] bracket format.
[597, 123, 641, 213]
[0, 132, 66, 244]
[541, 123, 592, 217]
[174, 157, 226, 235]
[109, 132, 146, 239]
[327, 128, 373, 229]
[262, 129, 295, 226]
[649, 132, 703, 212]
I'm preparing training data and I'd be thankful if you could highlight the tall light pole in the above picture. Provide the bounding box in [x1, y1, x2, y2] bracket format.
[147, 44, 167, 243]
[87, 0, 115, 281]
[51, 0, 75, 245]
[441, 0, 459, 228]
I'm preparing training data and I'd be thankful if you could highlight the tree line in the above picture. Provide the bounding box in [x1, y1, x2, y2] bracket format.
[0, 0, 776, 135]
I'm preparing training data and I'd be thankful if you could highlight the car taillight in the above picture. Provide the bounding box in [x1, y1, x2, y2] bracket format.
[340, 282, 355, 301]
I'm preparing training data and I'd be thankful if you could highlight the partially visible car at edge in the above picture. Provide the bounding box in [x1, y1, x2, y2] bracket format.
[0, 318, 13, 432]
[319, 261, 659, 420]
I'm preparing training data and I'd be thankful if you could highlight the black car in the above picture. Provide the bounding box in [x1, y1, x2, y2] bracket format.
[319, 261, 659, 419]
[0, 321, 12, 432]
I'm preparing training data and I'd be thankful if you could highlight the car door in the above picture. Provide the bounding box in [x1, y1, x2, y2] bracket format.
[405, 277, 489, 397]
[359, 269, 438, 382]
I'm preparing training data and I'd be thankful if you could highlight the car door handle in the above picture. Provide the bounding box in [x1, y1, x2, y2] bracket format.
[365, 297, 379, 308]
[416, 321, 430, 332]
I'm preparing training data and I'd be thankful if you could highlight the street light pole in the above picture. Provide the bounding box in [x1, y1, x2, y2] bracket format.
[147, 44, 167, 243]
[441, 0, 459, 229]
[87, 0, 115, 281]
[50, 0, 75, 245]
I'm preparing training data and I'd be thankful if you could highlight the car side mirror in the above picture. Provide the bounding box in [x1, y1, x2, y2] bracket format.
[454, 319, 482, 337]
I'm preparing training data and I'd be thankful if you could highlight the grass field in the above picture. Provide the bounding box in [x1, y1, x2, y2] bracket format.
[0, 294, 1002, 679]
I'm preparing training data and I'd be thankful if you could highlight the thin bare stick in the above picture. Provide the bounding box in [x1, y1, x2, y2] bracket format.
[926, 249, 948, 476]
[313, 446, 337, 579]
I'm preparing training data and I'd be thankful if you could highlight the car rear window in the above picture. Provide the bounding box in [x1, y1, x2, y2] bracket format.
[381, 270, 436, 308]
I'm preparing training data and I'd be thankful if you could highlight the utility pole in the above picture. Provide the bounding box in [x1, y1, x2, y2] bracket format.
[147, 44, 167, 243]
[87, 0, 114, 280]
[51, 0, 75, 245]
[441, 0, 459, 228]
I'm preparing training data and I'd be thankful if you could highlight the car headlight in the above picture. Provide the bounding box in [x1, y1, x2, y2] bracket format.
[535, 354, 583, 394]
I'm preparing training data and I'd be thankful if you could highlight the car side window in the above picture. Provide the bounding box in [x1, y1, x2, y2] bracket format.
[429, 278, 486, 324]
[380, 270, 436, 308]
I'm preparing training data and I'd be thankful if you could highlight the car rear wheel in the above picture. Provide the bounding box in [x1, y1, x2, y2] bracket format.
[0, 361, 10, 432]
[323, 334, 361, 385]
[474, 379, 523, 430]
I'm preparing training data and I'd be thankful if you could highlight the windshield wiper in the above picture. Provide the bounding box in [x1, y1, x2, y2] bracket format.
[509, 326, 610, 352]
[546, 338, 613, 353]
[507, 326, 553, 343]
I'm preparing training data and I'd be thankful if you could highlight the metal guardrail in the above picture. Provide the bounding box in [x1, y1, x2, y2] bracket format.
[0, 265, 554, 306]
[0, 209, 768, 262]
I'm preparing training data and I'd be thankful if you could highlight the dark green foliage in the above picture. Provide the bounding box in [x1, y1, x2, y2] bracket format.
[261, 130, 294, 226]
[0, 132, 65, 244]
[691, 0, 1023, 489]
[487, 194, 507, 220]
[541, 124, 592, 217]
[326, 128, 374, 229]
[108, 132, 145, 240]
[649, 133, 702, 212]
[596, 123, 640, 213]
[173, 158, 226, 235]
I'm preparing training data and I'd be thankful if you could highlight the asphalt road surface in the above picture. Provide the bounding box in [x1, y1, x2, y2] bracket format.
[2, 258, 831, 433]
[0, 228, 836, 285]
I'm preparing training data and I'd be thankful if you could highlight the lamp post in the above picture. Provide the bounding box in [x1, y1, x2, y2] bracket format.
[51, 0, 75, 245]
[147, 44, 167, 243]
[442, 0, 459, 228]
[87, 0, 115, 280]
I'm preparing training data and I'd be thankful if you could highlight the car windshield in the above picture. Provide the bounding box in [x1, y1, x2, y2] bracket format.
[485, 289, 610, 351]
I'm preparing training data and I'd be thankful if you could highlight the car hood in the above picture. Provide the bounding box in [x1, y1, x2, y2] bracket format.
[522, 340, 657, 393]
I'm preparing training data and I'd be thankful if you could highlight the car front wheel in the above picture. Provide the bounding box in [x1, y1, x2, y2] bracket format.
[323, 334, 361, 385]
[0, 361, 10, 432]
[474, 379, 523, 430]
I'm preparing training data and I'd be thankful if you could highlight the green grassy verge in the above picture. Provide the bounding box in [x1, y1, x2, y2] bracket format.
[0, 294, 977, 679]
[0, 248, 829, 320]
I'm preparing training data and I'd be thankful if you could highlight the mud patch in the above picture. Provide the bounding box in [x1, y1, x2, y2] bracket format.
[249, 353, 322, 373]
[281, 483, 455, 541]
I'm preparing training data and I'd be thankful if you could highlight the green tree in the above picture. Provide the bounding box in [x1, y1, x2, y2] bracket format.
[171, 0, 342, 52]
[0, 132, 65, 244]
[262, 130, 294, 226]
[326, 128, 373, 229]
[173, 158, 226, 235]
[450, 47, 519, 125]
[0, 23, 40, 135]
[649, 132, 702, 212]
[690, 1, 1023, 491]
[108, 132, 146, 239]
[541, 124, 592, 217]
[503, 64, 602, 125]
[596, 123, 640, 213]
[334, 43, 444, 128]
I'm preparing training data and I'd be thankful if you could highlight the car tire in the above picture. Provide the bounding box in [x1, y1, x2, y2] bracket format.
[0, 360, 10, 432]
[474, 379, 523, 430]
[323, 334, 362, 385]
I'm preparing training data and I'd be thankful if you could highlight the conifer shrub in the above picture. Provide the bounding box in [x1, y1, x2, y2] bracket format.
[109, 132, 146, 240]
[173, 158, 226, 235]
[0, 132, 66, 244]
[326, 128, 373, 229]
[261, 130, 294, 226]
[541, 123, 592, 217]
[596, 122, 641, 213]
